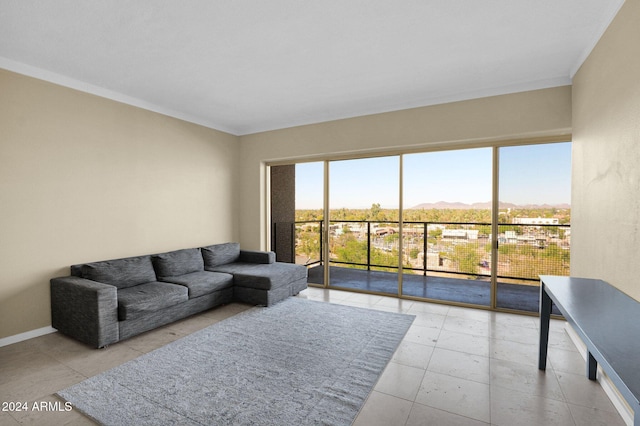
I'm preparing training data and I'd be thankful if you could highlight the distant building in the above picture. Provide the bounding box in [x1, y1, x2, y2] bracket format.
[513, 217, 559, 225]
[426, 251, 443, 268]
[504, 230, 518, 244]
[375, 226, 397, 236]
[442, 229, 479, 240]
[503, 230, 546, 247]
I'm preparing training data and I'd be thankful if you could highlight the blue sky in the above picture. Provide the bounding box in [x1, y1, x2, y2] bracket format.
[295, 142, 571, 209]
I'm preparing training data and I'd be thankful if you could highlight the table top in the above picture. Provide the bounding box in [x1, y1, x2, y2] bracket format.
[540, 275, 640, 406]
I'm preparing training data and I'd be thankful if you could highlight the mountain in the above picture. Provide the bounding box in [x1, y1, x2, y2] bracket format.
[409, 201, 570, 210]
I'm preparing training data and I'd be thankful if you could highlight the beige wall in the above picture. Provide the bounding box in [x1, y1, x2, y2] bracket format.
[572, 0, 640, 300]
[238, 86, 572, 250]
[0, 70, 240, 339]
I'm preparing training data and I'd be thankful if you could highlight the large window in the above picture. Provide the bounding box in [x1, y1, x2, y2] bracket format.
[275, 141, 571, 313]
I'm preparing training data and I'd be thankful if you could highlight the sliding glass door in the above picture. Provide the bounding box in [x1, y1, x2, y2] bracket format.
[496, 142, 571, 312]
[276, 140, 571, 313]
[402, 148, 493, 306]
[328, 157, 399, 295]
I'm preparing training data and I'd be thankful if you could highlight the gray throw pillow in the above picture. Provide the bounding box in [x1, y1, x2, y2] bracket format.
[201, 242, 240, 267]
[152, 248, 204, 278]
[81, 256, 156, 289]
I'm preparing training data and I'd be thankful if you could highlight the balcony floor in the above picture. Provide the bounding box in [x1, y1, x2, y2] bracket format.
[308, 265, 561, 315]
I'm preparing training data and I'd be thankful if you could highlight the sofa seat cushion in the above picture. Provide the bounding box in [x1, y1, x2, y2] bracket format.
[159, 271, 234, 298]
[152, 248, 204, 278]
[208, 262, 307, 291]
[117, 282, 188, 321]
[81, 256, 156, 289]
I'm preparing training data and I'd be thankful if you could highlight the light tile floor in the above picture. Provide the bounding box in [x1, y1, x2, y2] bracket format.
[0, 288, 627, 426]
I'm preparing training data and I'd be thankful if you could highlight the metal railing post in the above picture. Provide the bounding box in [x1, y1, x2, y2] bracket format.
[319, 220, 323, 264]
[290, 222, 296, 263]
[367, 221, 371, 271]
[423, 222, 428, 276]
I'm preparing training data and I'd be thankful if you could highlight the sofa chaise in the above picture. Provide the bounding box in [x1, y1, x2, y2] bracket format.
[50, 243, 307, 348]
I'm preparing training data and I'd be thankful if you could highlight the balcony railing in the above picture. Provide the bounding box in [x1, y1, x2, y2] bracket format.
[289, 220, 570, 283]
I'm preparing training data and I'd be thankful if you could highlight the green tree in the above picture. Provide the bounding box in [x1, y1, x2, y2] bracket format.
[409, 248, 420, 259]
[452, 244, 479, 275]
[368, 203, 381, 221]
[332, 234, 367, 265]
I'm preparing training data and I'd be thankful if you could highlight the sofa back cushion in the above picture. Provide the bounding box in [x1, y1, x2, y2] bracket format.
[202, 243, 240, 268]
[81, 256, 156, 289]
[152, 248, 204, 278]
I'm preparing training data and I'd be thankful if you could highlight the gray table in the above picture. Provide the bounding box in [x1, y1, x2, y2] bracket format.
[538, 275, 639, 426]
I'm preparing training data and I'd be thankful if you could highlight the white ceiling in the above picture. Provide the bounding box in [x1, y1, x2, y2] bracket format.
[0, 1, 625, 135]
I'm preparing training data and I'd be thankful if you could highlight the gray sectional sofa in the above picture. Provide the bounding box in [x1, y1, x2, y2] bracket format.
[50, 243, 307, 348]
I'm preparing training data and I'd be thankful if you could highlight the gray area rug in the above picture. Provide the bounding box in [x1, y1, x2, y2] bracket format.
[57, 297, 415, 425]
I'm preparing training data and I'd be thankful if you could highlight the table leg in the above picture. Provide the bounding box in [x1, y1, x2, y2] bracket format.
[539, 282, 552, 371]
[587, 351, 598, 380]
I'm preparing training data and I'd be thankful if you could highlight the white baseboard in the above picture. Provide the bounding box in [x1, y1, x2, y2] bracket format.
[0, 326, 57, 348]
[563, 323, 634, 426]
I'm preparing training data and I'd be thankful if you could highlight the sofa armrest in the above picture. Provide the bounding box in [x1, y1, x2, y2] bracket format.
[50, 276, 119, 348]
[239, 250, 276, 264]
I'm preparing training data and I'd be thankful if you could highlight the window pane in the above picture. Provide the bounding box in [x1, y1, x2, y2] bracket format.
[328, 156, 399, 295]
[295, 162, 324, 284]
[402, 148, 492, 306]
[497, 142, 571, 312]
